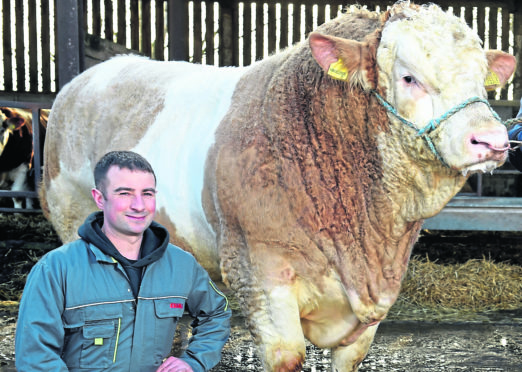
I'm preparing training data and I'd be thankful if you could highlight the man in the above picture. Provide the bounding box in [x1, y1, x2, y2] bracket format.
[15, 151, 231, 371]
[508, 98, 522, 171]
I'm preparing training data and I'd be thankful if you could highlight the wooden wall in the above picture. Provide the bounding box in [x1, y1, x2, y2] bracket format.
[0, 0, 521, 103]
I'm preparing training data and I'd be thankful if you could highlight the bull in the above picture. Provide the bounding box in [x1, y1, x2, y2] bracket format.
[0, 107, 47, 209]
[40, 3, 515, 371]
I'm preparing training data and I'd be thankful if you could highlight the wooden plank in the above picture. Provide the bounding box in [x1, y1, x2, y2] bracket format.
[464, 4, 473, 29]
[279, 3, 288, 50]
[141, 0, 152, 57]
[15, 0, 25, 91]
[205, 0, 215, 65]
[92, 0, 101, 37]
[117, 0, 127, 46]
[232, 1, 240, 66]
[267, 2, 276, 54]
[130, 0, 139, 51]
[242, 1, 251, 66]
[453, 5, 462, 18]
[28, 0, 38, 92]
[477, 6, 486, 44]
[2, 0, 13, 92]
[292, 3, 301, 44]
[82, 0, 87, 39]
[155, 0, 165, 60]
[41, 0, 51, 93]
[501, 8, 510, 100]
[487, 7, 498, 100]
[193, 0, 202, 63]
[104, 0, 114, 41]
[55, 0, 82, 90]
[317, 3, 325, 27]
[304, 3, 313, 36]
[488, 8, 499, 49]
[168, 0, 189, 61]
[255, 2, 263, 60]
[218, 1, 234, 66]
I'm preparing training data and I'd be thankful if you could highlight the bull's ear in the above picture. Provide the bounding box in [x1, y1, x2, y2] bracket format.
[485, 50, 516, 91]
[8, 117, 25, 130]
[309, 32, 374, 88]
[0, 107, 14, 118]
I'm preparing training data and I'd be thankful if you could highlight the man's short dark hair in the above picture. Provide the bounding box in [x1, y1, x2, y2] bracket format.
[94, 151, 156, 193]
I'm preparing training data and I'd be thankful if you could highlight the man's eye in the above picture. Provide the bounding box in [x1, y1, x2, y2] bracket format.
[144, 192, 156, 198]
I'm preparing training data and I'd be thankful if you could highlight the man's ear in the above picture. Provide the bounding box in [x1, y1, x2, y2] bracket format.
[91, 188, 104, 209]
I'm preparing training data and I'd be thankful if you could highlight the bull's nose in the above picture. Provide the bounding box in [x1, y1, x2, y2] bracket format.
[468, 127, 509, 154]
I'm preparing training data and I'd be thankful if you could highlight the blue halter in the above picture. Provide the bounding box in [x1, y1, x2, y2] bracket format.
[370, 90, 503, 167]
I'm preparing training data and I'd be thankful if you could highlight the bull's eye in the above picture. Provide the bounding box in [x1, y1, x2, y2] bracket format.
[403, 75, 416, 84]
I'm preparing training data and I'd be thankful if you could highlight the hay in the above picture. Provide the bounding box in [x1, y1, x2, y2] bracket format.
[400, 257, 522, 311]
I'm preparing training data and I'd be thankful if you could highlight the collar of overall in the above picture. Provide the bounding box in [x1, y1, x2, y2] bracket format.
[370, 90, 504, 168]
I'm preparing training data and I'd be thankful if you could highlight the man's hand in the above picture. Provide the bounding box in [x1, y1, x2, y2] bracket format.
[156, 356, 193, 372]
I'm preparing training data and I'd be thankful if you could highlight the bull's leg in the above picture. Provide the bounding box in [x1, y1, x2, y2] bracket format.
[10, 163, 30, 209]
[253, 284, 306, 371]
[330, 325, 378, 372]
[221, 238, 306, 371]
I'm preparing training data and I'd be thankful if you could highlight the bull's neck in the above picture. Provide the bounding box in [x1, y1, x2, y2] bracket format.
[377, 125, 468, 224]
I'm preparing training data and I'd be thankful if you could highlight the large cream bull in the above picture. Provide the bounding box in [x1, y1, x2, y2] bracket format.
[41, 3, 515, 371]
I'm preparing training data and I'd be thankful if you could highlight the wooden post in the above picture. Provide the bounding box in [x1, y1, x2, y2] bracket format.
[56, 0, 84, 90]
[168, 0, 189, 61]
[219, 0, 237, 66]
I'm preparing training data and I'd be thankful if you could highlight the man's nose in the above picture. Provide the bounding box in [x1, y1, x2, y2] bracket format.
[131, 195, 145, 210]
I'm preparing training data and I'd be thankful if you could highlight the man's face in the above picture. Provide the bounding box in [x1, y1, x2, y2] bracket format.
[92, 166, 157, 238]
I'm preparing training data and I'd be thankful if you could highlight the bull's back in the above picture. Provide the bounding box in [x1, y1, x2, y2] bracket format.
[42, 55, 247, 277]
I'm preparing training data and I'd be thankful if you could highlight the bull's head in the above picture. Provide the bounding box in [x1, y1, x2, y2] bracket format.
[309, 3, 516, 176]
[0, 108, 29, 154]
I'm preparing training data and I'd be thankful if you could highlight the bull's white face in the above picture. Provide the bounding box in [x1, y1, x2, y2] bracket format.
[376, 5, 510, 174]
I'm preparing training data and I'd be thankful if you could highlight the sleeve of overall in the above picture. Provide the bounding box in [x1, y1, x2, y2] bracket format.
[178, 261, 232, 372]
[15, 258, 68, 371]
[508, 123, 522, 172]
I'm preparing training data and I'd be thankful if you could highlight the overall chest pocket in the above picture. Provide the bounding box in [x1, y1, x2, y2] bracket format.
[63, 302, 123, 369]
[153, 298, 186, 355]
[80, 318, 119, 368]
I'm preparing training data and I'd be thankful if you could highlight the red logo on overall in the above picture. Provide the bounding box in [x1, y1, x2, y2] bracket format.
[170, 303, 183, 309]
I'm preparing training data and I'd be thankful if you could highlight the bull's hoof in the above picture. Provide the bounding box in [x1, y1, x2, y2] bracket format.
[272, 350, 304, 372]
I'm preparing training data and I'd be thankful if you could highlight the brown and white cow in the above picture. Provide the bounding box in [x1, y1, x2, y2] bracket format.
[0, 107, 48, 209]
[40, 3, 515, 371]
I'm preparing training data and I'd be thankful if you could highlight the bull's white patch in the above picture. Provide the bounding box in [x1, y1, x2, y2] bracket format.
[328, 59, 349, 81]
[132, 63, 249, 256]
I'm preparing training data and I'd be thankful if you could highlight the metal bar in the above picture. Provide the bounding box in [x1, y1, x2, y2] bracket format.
[0, 191, 38, 197]
[0, 208, 42, 213]
[423, 197, 522, 231]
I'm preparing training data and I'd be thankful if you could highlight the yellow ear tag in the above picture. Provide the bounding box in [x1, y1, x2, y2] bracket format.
[485, 70, 500, 91]
[327, 59, 349, 81]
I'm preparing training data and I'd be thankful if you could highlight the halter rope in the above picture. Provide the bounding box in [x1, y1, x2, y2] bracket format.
[370, 90, 506, 168]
